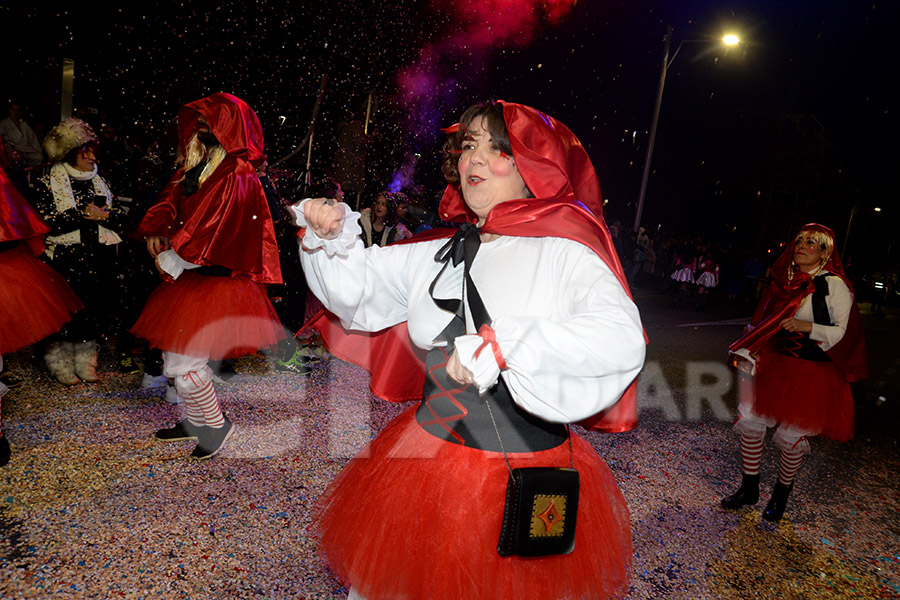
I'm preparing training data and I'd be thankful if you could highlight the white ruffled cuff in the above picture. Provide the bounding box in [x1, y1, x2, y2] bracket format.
[157, 249, 200, 280]
[291, 198, 362, 258]
[730, 347, 756, 376]
[454, 334, 502, 395]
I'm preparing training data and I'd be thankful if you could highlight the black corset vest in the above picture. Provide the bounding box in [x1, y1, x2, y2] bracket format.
[415, 348, 567, 453]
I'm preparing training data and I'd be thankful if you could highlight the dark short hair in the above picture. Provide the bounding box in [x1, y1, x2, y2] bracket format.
[441, 101, 511, 186]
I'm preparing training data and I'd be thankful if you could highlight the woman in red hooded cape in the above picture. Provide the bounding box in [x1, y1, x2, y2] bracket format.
[1, 138, 82, 466]
[721, 223, 867, 522]
[293, 101, 645, 599]
[131, 93, 284, 460]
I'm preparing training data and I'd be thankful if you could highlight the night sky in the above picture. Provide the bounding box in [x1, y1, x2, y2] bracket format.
[1, 1, 895, 259]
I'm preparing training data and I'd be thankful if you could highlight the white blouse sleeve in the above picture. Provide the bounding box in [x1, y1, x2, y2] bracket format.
[291, 199, 417, 332]
[457, 241, 645, 423]
[809, 276, 853, 351]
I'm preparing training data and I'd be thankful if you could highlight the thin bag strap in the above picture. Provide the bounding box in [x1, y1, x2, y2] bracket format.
[485, 397, 575, 475]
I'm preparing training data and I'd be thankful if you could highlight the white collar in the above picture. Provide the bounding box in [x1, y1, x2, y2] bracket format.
[61, 162, 97, 181]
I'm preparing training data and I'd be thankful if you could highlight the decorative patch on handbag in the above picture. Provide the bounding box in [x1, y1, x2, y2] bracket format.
[498, 467, 579, 557]
[530, 494, 567, 537]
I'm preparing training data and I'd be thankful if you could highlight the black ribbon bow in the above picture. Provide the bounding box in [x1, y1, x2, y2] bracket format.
[430, 223, 492, 351]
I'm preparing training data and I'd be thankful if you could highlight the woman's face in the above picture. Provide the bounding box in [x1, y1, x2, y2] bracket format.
[373, 194, 388, 218]
[396, 203, 408, 220]
[458, 115, 528, 224]
[74, 146, 97, 172]
[792, 231, 828, 272]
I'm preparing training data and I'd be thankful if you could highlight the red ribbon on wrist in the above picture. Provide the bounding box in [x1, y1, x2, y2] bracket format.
[474, 324, 507, 371]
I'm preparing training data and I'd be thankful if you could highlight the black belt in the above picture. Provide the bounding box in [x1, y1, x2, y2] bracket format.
[193, 265, 231, 277]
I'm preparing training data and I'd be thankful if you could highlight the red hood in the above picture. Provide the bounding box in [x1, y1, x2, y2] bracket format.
[178, 92, 266, 167]
[438, 100, 604, 223]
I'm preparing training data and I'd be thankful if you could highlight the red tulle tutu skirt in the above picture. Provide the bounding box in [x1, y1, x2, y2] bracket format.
[0, 245, 82, 354]
[753, 349, 854, 441]
[313, 407, 632, 600]
[131, 271, 285, 360]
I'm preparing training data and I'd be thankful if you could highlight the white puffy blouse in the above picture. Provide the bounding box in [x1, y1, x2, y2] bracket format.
[293, 200, 645, 424]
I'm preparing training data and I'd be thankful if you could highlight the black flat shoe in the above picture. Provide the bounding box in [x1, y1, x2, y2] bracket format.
[190, 418, 234, 460]
[155, 419, 202, 442]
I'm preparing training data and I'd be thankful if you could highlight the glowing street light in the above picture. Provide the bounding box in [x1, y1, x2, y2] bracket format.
[723, 34, 740, 46]
[633, 26, 743, 231]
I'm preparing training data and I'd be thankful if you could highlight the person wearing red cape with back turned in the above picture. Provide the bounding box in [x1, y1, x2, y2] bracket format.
[293, 100, 646, 600]
[722, 224, 867, 522]
[1, 137, 82, 466]
[131, 93, 284, 460]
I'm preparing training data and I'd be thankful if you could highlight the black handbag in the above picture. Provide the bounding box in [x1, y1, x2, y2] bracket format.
[497, 464, 580, 557]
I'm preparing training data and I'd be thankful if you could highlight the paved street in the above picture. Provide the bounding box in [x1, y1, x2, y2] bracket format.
[1, 287, 898, 599]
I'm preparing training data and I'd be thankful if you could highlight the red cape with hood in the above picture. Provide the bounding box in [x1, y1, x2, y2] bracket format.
[132, 93, 281, 284]
[307, 101, 644, 432]
[730, 223, 867, 382]
[1, 137, 48, 256]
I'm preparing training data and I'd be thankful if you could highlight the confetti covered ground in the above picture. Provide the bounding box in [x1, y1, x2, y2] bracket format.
[1, 293, 898, 599]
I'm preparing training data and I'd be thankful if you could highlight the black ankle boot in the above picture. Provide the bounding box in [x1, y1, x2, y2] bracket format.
[762, 480, 793, 522]
[721, 473, 760, 509]
[0, 433, 10, 467]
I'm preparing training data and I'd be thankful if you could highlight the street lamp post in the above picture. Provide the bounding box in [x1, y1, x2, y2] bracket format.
[633, 25, 673, 232]
[633, 27, 740, 231]
[842, 204, 858, 259]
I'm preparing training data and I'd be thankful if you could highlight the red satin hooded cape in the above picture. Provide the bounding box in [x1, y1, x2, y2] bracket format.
[308, 101, 644, 432]
[132, 93, 281, 284]
[1, 137, 47, 256]
[729, 223, 867, 382]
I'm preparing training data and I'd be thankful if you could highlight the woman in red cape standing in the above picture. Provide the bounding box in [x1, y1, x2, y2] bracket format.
[1, 138, 82, 466]
[131, 93, 284, 460]
[293, 101, 645, 599]
[722, 224, 867, 521]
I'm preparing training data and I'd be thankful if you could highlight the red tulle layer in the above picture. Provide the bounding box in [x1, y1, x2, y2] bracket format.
[753, 350, 854, 441]
[0, 245, 82, 354]
[131, 271, 284, 360]
[313, 407, 632, 600]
